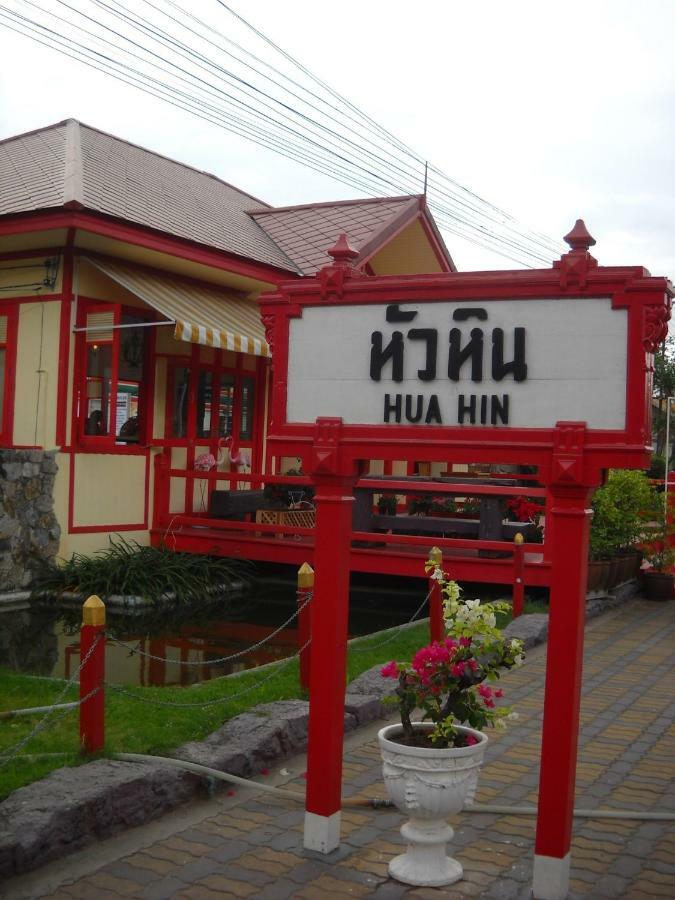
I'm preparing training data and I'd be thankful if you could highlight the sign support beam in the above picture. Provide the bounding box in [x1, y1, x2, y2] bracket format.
[534, 423, 596, 899]
[303, 419, 357, 853]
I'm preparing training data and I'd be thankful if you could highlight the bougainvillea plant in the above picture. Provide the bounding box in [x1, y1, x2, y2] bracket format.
[381, 561, 524, 749]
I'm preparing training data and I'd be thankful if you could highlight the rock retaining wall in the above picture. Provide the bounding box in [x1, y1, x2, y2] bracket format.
[0, 450, 60, 591]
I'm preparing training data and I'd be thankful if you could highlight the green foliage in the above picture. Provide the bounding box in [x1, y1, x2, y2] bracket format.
[648, 454, 666, 480]
[381, 564, 524, 749]
[641, 490, 675, 572]
[589, 469, 654, 560]
[31, 536, 250, 606]
[377, 493, 398, 514]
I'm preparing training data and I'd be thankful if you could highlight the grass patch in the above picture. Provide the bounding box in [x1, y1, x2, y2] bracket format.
[0, 621, 429, 800]
[0, 595, 549, 801]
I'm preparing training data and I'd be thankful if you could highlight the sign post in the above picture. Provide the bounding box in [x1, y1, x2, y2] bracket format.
[259, 224, 672, 898]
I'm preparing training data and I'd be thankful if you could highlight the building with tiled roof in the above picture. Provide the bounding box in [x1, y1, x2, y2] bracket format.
[0, 118, 453, 570]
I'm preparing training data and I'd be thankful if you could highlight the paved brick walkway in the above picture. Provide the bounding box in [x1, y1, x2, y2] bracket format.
[3, 598, 674, 900]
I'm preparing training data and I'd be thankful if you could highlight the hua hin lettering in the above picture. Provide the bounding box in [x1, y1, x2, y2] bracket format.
[370, 305, 527, 425]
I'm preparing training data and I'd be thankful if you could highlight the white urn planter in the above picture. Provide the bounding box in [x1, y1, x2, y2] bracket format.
[378, 722, 488, 887]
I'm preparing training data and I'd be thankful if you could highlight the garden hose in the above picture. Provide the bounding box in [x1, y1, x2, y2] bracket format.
[113, 753, 675, 820]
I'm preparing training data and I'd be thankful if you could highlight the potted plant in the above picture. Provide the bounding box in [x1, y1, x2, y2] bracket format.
[640, 490, 675, 600]
[378, 561, 524, 886]
[590, 469, 653, 588]
[377, 493, 398, 515]
[407, 494, 433, 516]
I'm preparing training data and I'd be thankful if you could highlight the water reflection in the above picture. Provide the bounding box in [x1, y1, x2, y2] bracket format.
[1, 582, 421, 687]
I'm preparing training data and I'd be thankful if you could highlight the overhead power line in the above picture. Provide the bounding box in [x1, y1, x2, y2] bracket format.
[0, 0, 564, 267]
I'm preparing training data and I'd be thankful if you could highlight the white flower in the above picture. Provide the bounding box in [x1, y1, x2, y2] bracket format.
[431, 567, 445, 582]
[507, 711, 520, 721]
[484, 612, 496, 629]
[514, 654, 524, 667]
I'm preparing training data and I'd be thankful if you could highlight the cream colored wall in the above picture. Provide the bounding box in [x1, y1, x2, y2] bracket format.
[13, 300, 61, 448]
[71, 453, 147, 527]
[0, 256, 63, 297]
[369, 220, 444, 276]
[52, 450, 154, 559]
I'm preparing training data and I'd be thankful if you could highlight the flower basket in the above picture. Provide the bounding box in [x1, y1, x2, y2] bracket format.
[378, 722, 487, 886]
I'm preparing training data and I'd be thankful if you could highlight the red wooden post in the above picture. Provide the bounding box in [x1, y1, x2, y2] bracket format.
[428, 546, 444, 642]
[304, 420, 357, 854]
[79, 595, 106, 754]
[512, 532, 525, 618]
[533, 439, 594, 899]
[297, 562, 314, 692]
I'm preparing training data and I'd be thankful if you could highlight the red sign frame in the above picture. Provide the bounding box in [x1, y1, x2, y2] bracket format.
[258, 223, 672, 898]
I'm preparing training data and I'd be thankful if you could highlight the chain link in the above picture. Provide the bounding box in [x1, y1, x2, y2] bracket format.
[105, 639, 311, 709]
[350, 588, 431, 653]
[0, 636, 103, 769]
[106, 595, 313, 667]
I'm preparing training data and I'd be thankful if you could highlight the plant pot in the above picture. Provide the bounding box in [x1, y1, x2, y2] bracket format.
[642, 570, 674, 601]
[378, 722, 487, 887]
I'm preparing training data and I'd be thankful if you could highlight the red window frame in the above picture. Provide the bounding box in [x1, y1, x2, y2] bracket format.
[0, 303, 18, 446]
[74, 299, 153, 451]
[164, 350, 262, 464]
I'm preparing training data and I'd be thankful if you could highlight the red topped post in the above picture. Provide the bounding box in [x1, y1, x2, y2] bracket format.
[303, 418, 359, 853]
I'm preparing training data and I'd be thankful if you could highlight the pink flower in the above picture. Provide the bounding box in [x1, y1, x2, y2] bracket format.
[459, 636, 472, 647]
[467, 659, 479, 672]
[466, 735, 478, 746]
[494, 689, 504, 698]
[451, 662, 465, 677]
[478, 684, 493, 699]
[380, 661, 399, 679]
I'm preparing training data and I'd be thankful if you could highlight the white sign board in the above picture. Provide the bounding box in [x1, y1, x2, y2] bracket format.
[287, 298, 627, 430]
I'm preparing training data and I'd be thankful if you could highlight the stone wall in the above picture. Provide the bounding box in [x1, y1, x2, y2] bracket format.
[0, 450, 61, 590]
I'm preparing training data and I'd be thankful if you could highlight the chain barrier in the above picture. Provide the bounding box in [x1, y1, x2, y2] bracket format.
[105, 638, 312, 710]
[106, 595, 313, 667]
[0, 632, 102, 769]
[349, 587, 432, 653]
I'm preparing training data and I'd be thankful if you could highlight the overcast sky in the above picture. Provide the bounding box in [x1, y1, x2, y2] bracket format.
[1, 0, 674, 279]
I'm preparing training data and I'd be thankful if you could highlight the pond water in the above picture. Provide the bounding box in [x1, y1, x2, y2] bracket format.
[0, 576, 431, 687]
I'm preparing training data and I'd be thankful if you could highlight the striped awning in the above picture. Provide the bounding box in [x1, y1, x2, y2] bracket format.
[85, 257, 270, 357]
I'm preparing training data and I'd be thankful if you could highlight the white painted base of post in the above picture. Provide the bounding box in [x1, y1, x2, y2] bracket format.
[532, 853, 571, 900]
[303, 811, 341, 854]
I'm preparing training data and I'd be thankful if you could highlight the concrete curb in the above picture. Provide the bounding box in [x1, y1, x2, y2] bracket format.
[0, 581, 640, 879]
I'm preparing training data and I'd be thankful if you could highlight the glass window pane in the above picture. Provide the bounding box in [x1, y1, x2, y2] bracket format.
[197, 370, 213, 439]
[85, 343, 112, 435]
[239, 376, 255, 441]
[218, 374, 235, 438]
[116, 382, 140, 442]
[116, 315, 145, 442]
[172, 366, 190, 438]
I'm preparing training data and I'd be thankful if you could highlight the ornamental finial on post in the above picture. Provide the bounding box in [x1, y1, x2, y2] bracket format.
[563, 219, 596, 253]
[554, 218, 598, 289]
[318, 233, 365, 301]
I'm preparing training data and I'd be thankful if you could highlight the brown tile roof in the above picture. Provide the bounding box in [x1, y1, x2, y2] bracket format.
[0, 119, 299, 273]
[250, 195, 425, 275]
[0, 120, 453, 276]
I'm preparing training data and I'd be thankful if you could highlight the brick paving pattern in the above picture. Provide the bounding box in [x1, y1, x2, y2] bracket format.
[4, 598, 674, 899]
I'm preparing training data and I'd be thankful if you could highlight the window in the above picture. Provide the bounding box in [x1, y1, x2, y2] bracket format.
[0, 306, 18, 444]
[78, 303, 149, 447]
[165, 355, 259, 458]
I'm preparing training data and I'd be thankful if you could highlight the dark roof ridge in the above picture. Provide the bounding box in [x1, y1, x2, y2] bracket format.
[0, 118, 273, 209]
[249, 194, 423, 216]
